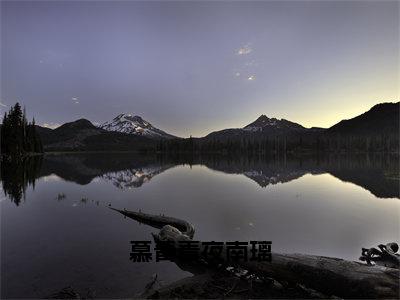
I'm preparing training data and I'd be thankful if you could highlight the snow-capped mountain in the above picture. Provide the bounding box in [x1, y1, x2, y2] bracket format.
[100, 113, 176, 139]
[204, 114, 311, 140]
[243, 115, 306, 132]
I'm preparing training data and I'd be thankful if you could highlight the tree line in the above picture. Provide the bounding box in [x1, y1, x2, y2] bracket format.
[1, 103, 43, 156]
[155, 134, 399, 154]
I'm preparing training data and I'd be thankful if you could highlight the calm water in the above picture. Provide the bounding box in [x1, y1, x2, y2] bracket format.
[1, 153, 399, 298]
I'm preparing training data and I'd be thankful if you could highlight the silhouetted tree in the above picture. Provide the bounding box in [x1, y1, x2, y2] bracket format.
[0, 103, 43, 156]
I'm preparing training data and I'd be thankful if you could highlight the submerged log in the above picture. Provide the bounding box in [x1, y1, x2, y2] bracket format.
[109, 207, 195, 239]
[111, 207, 399, 298]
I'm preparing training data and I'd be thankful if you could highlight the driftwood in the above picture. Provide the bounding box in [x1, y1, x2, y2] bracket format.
[242, 253, 399, 298]
[111, 207, 399, 299]
[109, 207, 194, 239]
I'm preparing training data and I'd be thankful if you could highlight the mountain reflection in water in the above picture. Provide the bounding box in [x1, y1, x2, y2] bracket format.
[1, 152, 399, 298]
[1, 153, 398, 206]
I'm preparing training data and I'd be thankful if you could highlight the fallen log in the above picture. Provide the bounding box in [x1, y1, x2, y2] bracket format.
[111, 207, 399, 299]
[242, 253, 399, 298]
[109, 207, 194, 239]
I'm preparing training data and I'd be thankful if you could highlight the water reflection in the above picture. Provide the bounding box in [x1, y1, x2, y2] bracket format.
[0, 153, 399, 206]
[0, 155, 42, 205]
[198, 154, 399, 198]
[1, 153, 399, 298]
[101, 166, 173, 189]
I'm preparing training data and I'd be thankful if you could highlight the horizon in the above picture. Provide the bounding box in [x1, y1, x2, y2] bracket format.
[1, 1, 399, 137]
[2, 100, 399, 138]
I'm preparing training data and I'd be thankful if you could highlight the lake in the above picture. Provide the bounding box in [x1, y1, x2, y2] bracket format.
[1, 153, 399, 298]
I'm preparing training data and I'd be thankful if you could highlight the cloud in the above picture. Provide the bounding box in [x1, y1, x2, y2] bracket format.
[71, 97, 79, 104]
[247, 75, 255, 81]
[0, 101, 7, 107]
[42, 122, 61, 129]
[236, 44, 252, 55]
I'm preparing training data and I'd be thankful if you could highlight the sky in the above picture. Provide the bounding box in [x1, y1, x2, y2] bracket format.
[1, 1, 399, 137]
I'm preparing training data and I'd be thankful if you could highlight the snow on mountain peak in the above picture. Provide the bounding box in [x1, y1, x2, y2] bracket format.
[100, 113, 176, 139]
[243, 115, 305, 132]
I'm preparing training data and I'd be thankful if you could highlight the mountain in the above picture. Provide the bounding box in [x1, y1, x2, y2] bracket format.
[327, 102, 399, 136]
[24, 101, 400, 153]
[100, 113, 177, 139]
[205, 102, 399, 141]
[162, 102, 399, 154]
[37, 119, 155, 151]
[204, 115, 316, 141]
[243, 115, 307, 132]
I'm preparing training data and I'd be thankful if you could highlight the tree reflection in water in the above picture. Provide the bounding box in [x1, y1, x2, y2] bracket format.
[0, 153, 398, 206]
[0, 155, 42, 205]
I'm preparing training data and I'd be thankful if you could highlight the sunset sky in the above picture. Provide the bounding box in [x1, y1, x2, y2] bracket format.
[1, 1, 398, 137]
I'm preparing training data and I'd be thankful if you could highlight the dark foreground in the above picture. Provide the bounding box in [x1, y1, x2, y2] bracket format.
[113, 208, 400, 299]
[50, 259, 399, 299]
[142, 270, 331, 299]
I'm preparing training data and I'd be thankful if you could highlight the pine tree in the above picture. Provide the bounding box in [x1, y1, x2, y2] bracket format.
[0, 103, 43, 156]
